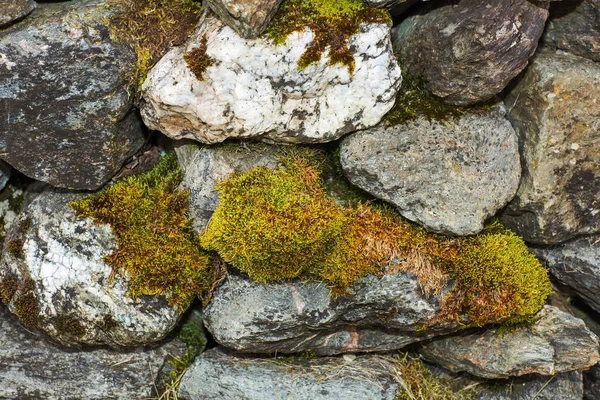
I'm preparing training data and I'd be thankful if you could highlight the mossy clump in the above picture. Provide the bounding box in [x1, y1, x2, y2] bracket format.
[55, 315, 87, 339]
[184, 34, 215, 81]
[13, 277, 40, 329]
[70, 154, 209, 311]
[201, 153, 551, 325]
[394, 353, 478, 400]
[265, 0, 390, 73]
[0, 275, 18, 304]
[6, 217, 31, 260]
[107, 0, 203, 98]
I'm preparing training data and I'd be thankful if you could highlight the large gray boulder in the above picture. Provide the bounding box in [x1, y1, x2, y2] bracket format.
[0, 304, 188, 400]
[543, 0, 600, 62]
[419, 306, 600, 379]
[392, 0, 548, 105]
[501, 49, 600, 244]
[0, 184, 180, 347]
[0, 0, 144, 190]
[339, 106, 520, 235]
[204, 270, 466, 355]
[141, 14, 401, 144]
[179, 347, 399, 400]
[477, 372, 583, 400]
[532, 236, 600, 314]
[205, 0, 283, 38]
[0, 0, 35, 27]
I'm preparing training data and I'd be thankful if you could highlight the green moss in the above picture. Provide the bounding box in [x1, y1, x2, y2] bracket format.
[107, 0, 203, 99]
[13, 278, 40, 329]
[265, 0, 390, 73]
[394, 353, 478, 400]
[6, 218, 31, 260]
[201, 153, 552, 326]
[0, 275, 18, 304]
[69, 154, 210, 312]
[184, 34, 215, 81]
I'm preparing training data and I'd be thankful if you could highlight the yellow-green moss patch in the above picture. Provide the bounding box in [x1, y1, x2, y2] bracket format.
[184, 34, 215, 81]
[201, 153, 551, 326]
[70, 154, 209, 311]
[265, 0, 390, 73]
[107, 0, 203, 98]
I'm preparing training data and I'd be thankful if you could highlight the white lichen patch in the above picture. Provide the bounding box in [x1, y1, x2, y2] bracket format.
[141, 15, 401, 144]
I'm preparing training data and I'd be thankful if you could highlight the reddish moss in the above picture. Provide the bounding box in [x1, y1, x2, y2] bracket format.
[0, 275, 18, 304]
[6, 218, 31, 260]
[13, 278, 40, 329]
[184, 34, 215, 81]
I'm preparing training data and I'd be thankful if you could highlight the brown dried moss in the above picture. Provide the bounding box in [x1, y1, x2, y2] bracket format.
[184, 34, 215, 81]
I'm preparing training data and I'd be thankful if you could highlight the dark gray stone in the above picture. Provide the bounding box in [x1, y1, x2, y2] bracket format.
[477, 372, 584, 400]
[179, 347, 399, 400]
[339, 106, 520, 235]
[0, 0, 144, 190]
[532, 236, 600, 314]
[501, 49, 600, 244]
[392, 0, 548, 105]
[0, 161, 10, 192]
[419, 306, 600, 379]
[543, 0, 600, 62]
[584, 362, 600, 400]
[0, 303, 187, 400]
[205, 0, 283, 38]
[0, 0, 35, 27]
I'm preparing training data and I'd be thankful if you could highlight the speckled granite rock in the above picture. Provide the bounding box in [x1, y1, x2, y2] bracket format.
[0, 303, 188, 400]
[141, 14, 401, 144]
[0, 0, 35, 27]
[420, 306, 600, 379]
[532, 236, 600, 314]
[501, 49, 600, 244]
[392, 0, 548, 105]
[0, 0, 144, 190]
[179, 347, 399, 400]
[543, 0, 600, 62]
[205, 0, 283, 38]
[0, 184, 180, 347]
[339, 106, 520, 235]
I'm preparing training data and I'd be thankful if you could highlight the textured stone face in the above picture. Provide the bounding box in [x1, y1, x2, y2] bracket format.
[205, 0, 283, 38]
[543, 0, 600, 62]
[179, 347, 399, 400]
[339, 106, 520, 235]
[477, 371, 584, 400]
[0, 0, 144, 190]
[585, 362, 600, 400]
[0, 304, 187, 400]
[0, 0, 35, 27]
[501, 50, 600, 244]
[0, 184, 180, 347]
[420, 306, 600, 379]
[392, 0, 548, 105]
[0, 161, 10, 192]
[533, 236, 600, 314]
[141, 15, 401, 144]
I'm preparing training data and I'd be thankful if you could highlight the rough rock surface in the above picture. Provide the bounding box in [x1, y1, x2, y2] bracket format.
[203, 270, 471, 355]
[0, 178, 25, 246]
[392, 0, 548, 105]
[0, 0, 35, 27]
[176, 142, 279, 233]
[0, 184, 180, 347]
[0, 0, 144, 190]
[0, 304, 187, 400]
[179, 347, 398, 400]
[364, 0, 412, 8]
[501, 50, 600, 244]
[339, 106, 520, 235]
[532, 236, 600, 314]
[584, 362, 600, 400]
[0, 161, 10, 192]
[477, 372, 584, 400]
[141, 15, 401, 144]
[543, 0, 600, 62]
[205, 0, 283, 38]
[419, 306, 600, 379]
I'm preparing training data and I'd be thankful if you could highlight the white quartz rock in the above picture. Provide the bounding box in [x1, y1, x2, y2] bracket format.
[141, 15, 401, 144]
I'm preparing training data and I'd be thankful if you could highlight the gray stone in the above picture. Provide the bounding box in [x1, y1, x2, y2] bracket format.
[205, 0, 283, 38]
[339, 106, 520, 235]
[0, 160, 10, 192]
[179, 347, 399, 400]
[584, 362, 600, 400]
[543, 0, 600, 62]
[532, 236, 600, 314]
[0, 0, 35, 27]
[204, 270, 467, 355]
[176, 142, 279, 234]
[501, 49, 600, 244]
[392, 0, 548, 105]
[0, 184, 180, 347]
[419, 306, 600, 379]
[141, 14, 401, 144]
[0, 303, 187, 400]
[0, 0, 144, 190]
[477, 372, 584, 400]
[0, 177, 25, 249]
[364, 0, 412, 8]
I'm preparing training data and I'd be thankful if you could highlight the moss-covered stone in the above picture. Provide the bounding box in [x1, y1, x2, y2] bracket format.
[13, 277, 40, 329]
[6, 217, 31, 260]
[69, 154, 210, 311]
[265, 0, 390, 73]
